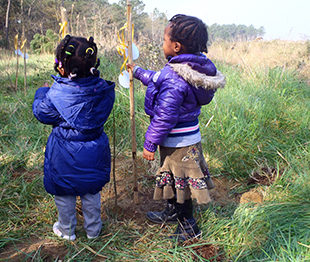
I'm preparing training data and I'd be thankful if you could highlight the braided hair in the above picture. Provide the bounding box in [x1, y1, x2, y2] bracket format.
[168, 14, 209, 54]
[54, 35, 100, 79]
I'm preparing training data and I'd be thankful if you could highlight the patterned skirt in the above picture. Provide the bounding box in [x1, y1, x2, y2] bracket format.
[153, 142, 214, 204]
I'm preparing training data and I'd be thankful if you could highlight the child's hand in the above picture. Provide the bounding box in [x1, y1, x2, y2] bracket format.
[126, 63, 136, 72]
[43, 82, 49, 87]
[143, 148, 155, 161]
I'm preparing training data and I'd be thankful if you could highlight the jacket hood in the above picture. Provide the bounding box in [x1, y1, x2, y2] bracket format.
[168, 54, 226, 90]
[47, 75, 115, 130]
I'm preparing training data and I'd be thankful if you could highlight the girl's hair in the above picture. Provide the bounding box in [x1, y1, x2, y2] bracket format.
[168, 14, 208, 54]
[54, 35, 100, 79]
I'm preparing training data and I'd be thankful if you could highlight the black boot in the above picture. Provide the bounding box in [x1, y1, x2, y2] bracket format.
[173, 199, 201, 242]
[146, 198, 178, 224]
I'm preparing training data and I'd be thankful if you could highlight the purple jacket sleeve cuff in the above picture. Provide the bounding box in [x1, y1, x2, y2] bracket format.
[132, 66, 140, 77]
[144, 140, 158, 152]
[133, 66, 155, 86]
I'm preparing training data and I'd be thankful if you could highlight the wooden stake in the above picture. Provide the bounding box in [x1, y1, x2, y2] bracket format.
[23, 43, 27, 93]
[127, 0, 138, 204]
[22, 25, 27, 93]
[15, 51, 19, 92]
[112, 108, 118, 207]
[14, 35, 19, 92]
[21, 0, 26, 92]
[60, 7, 69, 36]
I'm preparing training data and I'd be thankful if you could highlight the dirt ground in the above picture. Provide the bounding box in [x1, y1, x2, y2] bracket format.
[1, 156, 274, 261]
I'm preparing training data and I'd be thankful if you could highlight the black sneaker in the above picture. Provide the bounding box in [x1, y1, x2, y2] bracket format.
[146, 203, 178, 224]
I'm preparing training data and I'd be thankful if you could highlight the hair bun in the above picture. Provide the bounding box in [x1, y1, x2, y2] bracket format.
[64, 34, 71, 42]
[67, 44, 75, 53]
[69, 68, 78, 79]
[85, 47, 95, 56]
[95, 58, 100, 69]
[90, 67, 99, 77]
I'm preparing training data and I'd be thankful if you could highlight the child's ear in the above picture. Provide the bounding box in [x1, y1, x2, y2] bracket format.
[173, 42, 182, 53]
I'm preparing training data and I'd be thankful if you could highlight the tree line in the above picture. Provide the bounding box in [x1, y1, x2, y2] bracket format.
[209, 23, 265, 42]
[1, 0, 265, 52]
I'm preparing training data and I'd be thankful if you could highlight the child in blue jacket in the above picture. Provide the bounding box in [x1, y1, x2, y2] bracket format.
[33, 35, 115, 240]
[127, 14, 225, 242]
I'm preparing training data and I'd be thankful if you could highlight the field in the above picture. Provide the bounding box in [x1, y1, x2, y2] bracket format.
[0, 39, 310, 261]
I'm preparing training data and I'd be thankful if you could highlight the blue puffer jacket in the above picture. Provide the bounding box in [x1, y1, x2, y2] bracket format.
[33, 75, 115, 196]
[134, 53, 226, 152]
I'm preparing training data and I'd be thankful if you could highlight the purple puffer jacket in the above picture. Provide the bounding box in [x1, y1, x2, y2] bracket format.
[134, 53, 226, 152]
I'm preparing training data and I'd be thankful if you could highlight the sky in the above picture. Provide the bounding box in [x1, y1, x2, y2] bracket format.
[108, 0, 310, 41]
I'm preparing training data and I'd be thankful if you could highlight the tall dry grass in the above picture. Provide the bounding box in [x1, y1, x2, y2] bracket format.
[208, 40, 310, 81]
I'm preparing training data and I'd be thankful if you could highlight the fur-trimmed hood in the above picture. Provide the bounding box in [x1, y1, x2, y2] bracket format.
[167, 53, 226, 90]
[169, 63, 226, 90]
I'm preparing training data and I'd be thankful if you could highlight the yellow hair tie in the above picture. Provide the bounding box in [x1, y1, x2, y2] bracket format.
[86, 47, 94, 55]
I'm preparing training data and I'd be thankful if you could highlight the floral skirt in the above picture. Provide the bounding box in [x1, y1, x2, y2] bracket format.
[153, 142, 214, 204]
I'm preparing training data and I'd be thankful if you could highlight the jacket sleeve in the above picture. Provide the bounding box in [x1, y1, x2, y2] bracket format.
[133, 66, 157, 86]
[32, 87, 62, 125]
[144, 75, 185, 152]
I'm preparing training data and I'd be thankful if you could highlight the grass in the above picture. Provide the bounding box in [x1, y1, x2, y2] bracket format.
[200, 61, 310, 178]
[1, 39, 310, 261]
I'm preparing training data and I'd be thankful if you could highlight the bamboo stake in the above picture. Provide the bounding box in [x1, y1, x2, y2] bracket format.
[70, 4, 74, 35]
[112, 108, 117, 207]
[83, 16, 89, 37]
[127, 0, 138, 204]
[15, 51, 19, 91]
[14, 35, 19, 92]
[22, 26, 27, 93]
[76, 14, 80, 36]
[60, 7, 69, 35]
[21, 0, 26, 92]
[23, 43, 27, 93]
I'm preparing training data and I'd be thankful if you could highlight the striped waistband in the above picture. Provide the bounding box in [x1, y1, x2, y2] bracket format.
[168, 119, 200, 137]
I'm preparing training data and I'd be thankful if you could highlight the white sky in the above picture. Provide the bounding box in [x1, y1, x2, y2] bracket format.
[108, 0, 310, 41]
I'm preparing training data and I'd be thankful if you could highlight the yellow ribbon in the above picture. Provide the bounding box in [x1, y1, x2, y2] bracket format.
[14, 34, 18, 50]
[59, 21, 68, 38]
[20, 39, 27, 50]
[116, 23, 134, 75]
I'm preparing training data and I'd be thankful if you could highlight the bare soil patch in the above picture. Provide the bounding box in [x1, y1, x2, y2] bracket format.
[248, 166, 282, 186]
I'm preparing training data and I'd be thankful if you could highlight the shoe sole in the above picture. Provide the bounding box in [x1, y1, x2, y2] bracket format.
[53, 222, 76, 241]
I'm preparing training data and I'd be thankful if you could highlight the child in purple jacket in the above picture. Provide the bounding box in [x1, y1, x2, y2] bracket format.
[128, 14, 225, 242]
